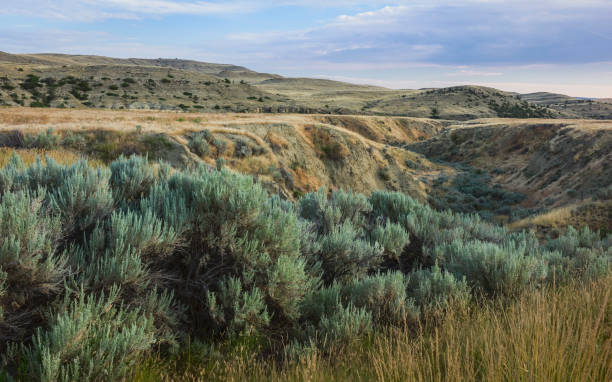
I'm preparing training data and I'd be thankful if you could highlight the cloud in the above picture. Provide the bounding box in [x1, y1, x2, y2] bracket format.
[2, 1, 611, 96]
[0, 0, 255, 21]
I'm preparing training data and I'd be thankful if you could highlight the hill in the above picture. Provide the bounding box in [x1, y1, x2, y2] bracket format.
[0, 107, 609, 233]
[0, 51, 574, 120]
[520, 92, 612, 119]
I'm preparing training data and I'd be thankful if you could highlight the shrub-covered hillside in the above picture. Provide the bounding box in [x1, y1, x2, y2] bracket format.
[0, 153, 610, 381]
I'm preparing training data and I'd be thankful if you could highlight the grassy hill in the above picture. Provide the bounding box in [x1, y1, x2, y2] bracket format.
[520, 92, 612, 120]
[0, 107, 609, 232]
[0, 51, 577, 120]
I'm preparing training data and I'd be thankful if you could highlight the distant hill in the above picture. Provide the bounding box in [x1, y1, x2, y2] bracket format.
[520, 92, 576, 104]
[520, 92, 612, 120]
[0, 51, 593, 120]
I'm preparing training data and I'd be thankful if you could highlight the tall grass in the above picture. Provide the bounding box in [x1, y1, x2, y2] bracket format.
[133, 275, 612, 381]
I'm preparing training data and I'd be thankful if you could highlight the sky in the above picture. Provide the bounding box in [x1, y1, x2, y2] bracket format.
[1, 1, 611, 97]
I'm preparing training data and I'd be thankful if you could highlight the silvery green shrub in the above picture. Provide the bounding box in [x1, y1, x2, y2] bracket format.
[405, 264, 471, 310]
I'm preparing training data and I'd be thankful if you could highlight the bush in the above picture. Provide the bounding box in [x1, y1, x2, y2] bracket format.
[0, 190, 65, 345]
[344, 272, 418, 327]
[189, 134, 210, 157]
[23, 128, 59, 149]
[234, 138, 252, 158]
[45, 160, 114, 238]
[370, 222, 410, 259]
[0, 153, 608, 380]
[405, 264, 471, 310]
[212, 138, 227, 155]
[433, 240, 547, 296]
[110, 155, 157, 203]
[545, 227, 611, 282]
[316, 304, 372, 345]
[317, 221, 384, 283]
[21, 288, 155, 382]
[206, 277, 270, 336]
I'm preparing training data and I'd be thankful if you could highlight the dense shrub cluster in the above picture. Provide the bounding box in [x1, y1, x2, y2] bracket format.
[0, 154, 609, 380]
[430, 169, 530, 220]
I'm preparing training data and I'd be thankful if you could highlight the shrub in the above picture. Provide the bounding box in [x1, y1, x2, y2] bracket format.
[212, 138, 227, 155]
[316, 304, 373, 345]
[216, 157, 226, 170]
[545, 227, 611, 282]
[23, 128, 59, 149]
[0, 190, 65, 344]
[344, 272, 419, 327]
[405, 264, 471, 310]
[21, 288, 155, 382]
[110, 155, 157, 203]
[378, 166, 391, 181]
[370, 222, 410, 259]
[45, 160, 114, 238]
[62, 131, 86, 149]
[234, 138, 252, 158]
[0, 153, 609, 380]
[206, 277, 270, 336]
[299, 188, 372, 233]
[433, 240, 547, 296]
[317, 221, 384, 283]
[189, 134, 211, 157]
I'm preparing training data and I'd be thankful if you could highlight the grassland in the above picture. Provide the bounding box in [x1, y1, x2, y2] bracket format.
[0, 107, 610, 230]
[520, 92, 612, 120]
[130, 275, 612, 382]
[0, 51, 573, 120]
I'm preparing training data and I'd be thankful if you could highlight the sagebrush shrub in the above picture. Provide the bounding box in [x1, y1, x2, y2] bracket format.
[110, 155, 157, 203]
[317, 221, 384, 283]
[0, 152, 608, 381]
[189, 134, 210, 157]
[21, 288, 155, 382]
[405, 264, 471, 310]
[206, 277, 270, 336]
[433, 240, 547, 296]
[317, 303, 373, 345]
[545, 227, 611, 282]
[344, 272, 418, 326]
[0, 190, 65, 344]
[370, 222, 410, 259]
[23, 128, 59, 150]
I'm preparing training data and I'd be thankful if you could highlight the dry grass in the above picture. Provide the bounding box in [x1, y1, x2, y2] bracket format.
[0, 147, 104, 167]
[264, 132, 289, 150]
[508, 205, 577, 231]
[132, 276, 612, 382]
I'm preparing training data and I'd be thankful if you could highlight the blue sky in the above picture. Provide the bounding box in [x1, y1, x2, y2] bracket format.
[1, 1, 611, 97]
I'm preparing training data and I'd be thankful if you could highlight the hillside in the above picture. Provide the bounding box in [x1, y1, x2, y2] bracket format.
[0, 107, 609, 233]
[520, 92, 612, 120]
[0, 51, 572, 120]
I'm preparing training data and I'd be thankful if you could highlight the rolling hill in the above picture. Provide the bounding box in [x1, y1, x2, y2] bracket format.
[520, 92, 612, 120]
[0, 51, 580, 120]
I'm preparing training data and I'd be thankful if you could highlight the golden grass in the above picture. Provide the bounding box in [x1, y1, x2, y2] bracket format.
[132, 276, 612, 382]
[0, 148, 104, 168]
[508, 205, 577, 231]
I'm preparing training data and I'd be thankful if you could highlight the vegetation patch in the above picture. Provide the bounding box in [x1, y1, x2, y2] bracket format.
[307, 125, 350, 161]
[0, 155, 608, 381]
